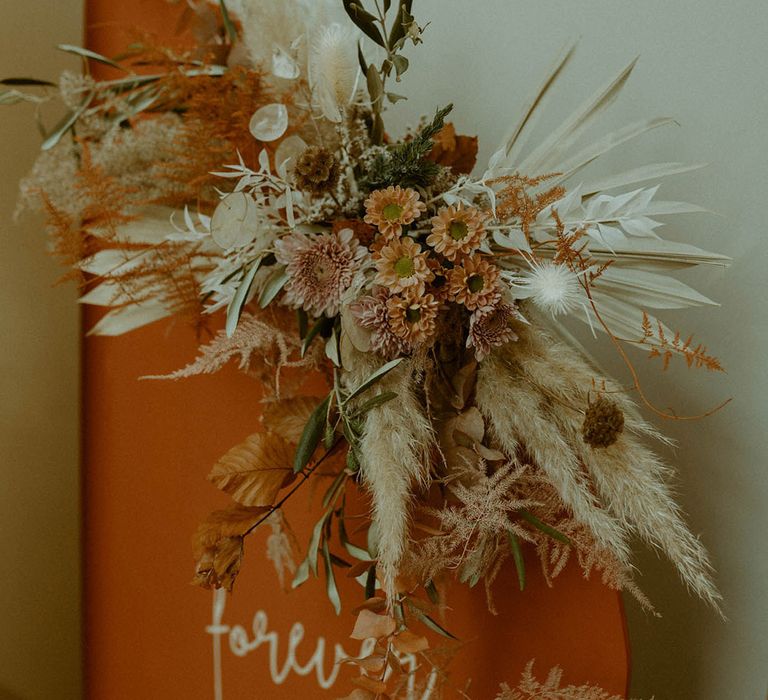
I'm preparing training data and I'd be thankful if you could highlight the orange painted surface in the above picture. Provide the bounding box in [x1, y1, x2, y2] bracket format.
[83, 3, 631, 698]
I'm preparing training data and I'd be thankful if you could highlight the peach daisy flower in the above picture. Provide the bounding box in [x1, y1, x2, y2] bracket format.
[386, 290, 440, 346]
[364, 185, 427, 238]
[374, 236, 433, 294]
[427, 203, 486, 261]
[448, 255, 501, 311]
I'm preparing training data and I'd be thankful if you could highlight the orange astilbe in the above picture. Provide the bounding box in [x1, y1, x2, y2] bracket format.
[492, 172, 565, 241]
[157, 66, 302, 209]
[40, 146, 138, 282]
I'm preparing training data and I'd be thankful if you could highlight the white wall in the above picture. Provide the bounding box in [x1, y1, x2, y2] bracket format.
[0, 2, 82, 698]
[384, 1, 767, 698]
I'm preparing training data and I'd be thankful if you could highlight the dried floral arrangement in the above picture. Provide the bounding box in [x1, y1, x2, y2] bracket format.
[7, 0, 731, 697]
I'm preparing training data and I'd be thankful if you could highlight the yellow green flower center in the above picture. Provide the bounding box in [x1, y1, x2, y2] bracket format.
[467, 274, 485, 293]
[394, 256, 415, 278]
[382, 203, 404, 221]
[405, 306, 422, 323]
[449, 220, 469, 241]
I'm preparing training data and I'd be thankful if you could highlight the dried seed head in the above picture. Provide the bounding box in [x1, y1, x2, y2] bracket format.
[582, 397, 625, 448]
[293, 146, 340, 195]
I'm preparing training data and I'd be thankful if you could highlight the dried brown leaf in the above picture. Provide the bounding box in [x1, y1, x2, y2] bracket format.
[428, 123, 479, 175]
[392, 630, 429, 654]
[207, 432, 295, 507]
[262, 396, 324, 443]
[350, 610, 397, 641]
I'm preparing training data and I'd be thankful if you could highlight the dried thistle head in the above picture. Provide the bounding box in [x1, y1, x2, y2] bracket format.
[582, 397, 625, 448]
[293, 146, 340, 195]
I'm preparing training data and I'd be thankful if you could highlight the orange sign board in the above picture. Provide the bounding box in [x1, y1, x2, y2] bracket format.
[82, 4, 630, 697]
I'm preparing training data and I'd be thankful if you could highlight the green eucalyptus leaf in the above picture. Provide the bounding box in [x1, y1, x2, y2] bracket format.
[56, 44, 125, 71]
[339, 517, 371, 561]
[1, 78, 56, 87]
[41, 91, 93, 151]
[364, 564, 377, 599]
[386, 92, 407, 104]
[293, 394, 331, 473]
[291, 557, 310, 588]
[346, 358, 403, 403]
[365, 63, 384, 107]
[357, 42, 368, 76]
[325, 326, 341, 367]
[259, 267, 289, 308]
[518, 509, 571, 544]
[507, 530, 526, 591]
[346, 448, 359, 472]
[424, 579, 439, 604]
[308, 511, 331, 576]
[409, 607, 458, 640]
[301, 315, 334, 357]
[219, 0, 238, 43]
[225, 258, 262, 337]
[297, 309, 308, 339]
[322, 540, 342, 615]
[322, 469, 347, 509]
[352, 391, 398, 416]
[391, 54, 409, 79]
[343, 1, 386, 47]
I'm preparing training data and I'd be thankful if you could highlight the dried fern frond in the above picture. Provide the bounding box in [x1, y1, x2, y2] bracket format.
[496, 659, 623, 700]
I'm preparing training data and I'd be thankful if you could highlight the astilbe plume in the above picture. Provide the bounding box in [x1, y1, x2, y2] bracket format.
[149, 308, 318, 395]
[496, 660, 623, 700]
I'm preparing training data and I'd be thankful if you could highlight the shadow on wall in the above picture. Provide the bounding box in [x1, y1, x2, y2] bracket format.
[0, 686, 24, 700]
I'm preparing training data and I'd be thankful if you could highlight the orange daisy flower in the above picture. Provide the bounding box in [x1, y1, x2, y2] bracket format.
[448, 255, 501, 311]
[386, 290, 440, 346]
[375, 236, 433, 294]
[427, 203, 486, 261]
[364, 186, 427, 238]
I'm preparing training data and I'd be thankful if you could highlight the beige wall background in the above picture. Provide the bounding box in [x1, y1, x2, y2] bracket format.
[1, 1, 766, 699]
[0, 1, 83, 699]
[387, 1, 767, 698]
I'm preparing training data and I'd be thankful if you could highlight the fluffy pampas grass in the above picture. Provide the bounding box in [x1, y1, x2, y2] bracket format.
[477, 314, 722, 613]
[344, 348, 434, 603]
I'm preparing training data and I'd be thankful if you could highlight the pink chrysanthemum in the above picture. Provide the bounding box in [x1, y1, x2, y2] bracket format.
[350, 287, 409, 359]
[363, 186, 427, 238]
[274, 227, 366, 317]
[467, 300, 522, 360]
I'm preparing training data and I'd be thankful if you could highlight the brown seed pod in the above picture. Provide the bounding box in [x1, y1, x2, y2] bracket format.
[293, 146, 340, 195]
[582, 396, 625, 448]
